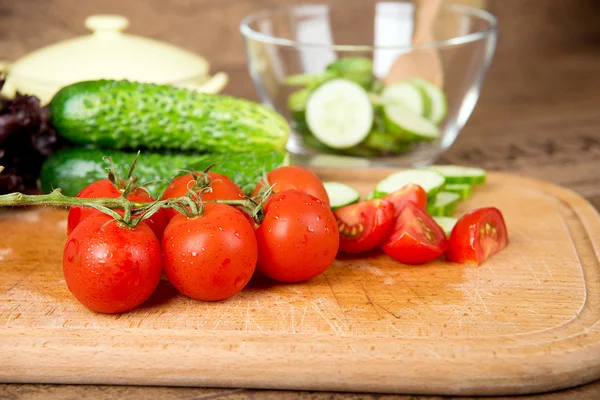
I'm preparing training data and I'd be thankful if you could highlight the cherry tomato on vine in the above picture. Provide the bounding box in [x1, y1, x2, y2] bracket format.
[63, 213, 163, 314]
[255, 190, 339, 283]
[382, 202, 448, 265]
[446, 207, 509, 265]
[162, 203, 257, 301]
[67, 179, 167, 239]
[161, 172, 245, 220]
[251, 165, 330, 207]
[334, 199, 395, 254]
[383, 184, 428, 217]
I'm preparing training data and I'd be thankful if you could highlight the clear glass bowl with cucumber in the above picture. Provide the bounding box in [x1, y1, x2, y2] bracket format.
[240, 1, 498, 167]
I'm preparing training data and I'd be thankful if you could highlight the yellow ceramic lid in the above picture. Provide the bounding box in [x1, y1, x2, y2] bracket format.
[8, 14, 210, 85]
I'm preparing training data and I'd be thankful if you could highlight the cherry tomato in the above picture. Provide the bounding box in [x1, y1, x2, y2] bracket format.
[446, 207, 509, 265]
[334, 199, 395, 254]
[383, 184, 428, 216]
[251, 165, 330, 207]
[255, 190, 339, 283]
[67, 179, 167, 240]
[382, 202, 448, 265]
[162, 203, 257, 301]
[161, 171, 245, 220]
[63, 214, 162, 314]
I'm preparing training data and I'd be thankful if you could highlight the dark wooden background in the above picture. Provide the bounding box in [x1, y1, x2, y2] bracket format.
[1, 0, 600, 399]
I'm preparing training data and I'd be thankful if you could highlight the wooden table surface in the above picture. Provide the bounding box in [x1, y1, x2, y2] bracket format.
[1, 0, 600, 398]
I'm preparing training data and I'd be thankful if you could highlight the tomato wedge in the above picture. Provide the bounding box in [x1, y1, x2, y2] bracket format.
[383, 184, 428, 217]
[382, 202, 448, 264]
[446, 207, 509, 265]
[334, 199, 395, 254]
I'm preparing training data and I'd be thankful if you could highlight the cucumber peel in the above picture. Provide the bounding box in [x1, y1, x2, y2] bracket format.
[441, 183, 472, 200]
[427, 191, 461, 217]
[428, 165, 487, 185]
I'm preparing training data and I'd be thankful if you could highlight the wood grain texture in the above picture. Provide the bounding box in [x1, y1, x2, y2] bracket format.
[1, 0, 600, 398]
[1, 171, 600, 396]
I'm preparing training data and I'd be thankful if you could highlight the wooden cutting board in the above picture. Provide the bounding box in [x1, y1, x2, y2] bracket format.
[2, 168, 600, 396]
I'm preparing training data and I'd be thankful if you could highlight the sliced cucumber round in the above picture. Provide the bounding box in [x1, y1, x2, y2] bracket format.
[433, 216, 458, 237]
[374, 169, 445, 197]
[427, 191, 461, 217]
[381, 81, 428, 116]
[428, 165, 487, 185]
[323, 182, 360, 210]
[409, 78, 448, 125]
[305, 79, 374, 149]
[383, 103, 440, 142]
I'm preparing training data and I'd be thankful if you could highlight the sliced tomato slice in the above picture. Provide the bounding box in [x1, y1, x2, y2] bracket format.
[383, 184, 428, 217]
[382, 202, 448, 265]
[334, 199, 395, 254]
[446, 207, 509, 265]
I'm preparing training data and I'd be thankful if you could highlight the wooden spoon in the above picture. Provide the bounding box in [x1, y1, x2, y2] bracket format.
[383, 0, 445, 87]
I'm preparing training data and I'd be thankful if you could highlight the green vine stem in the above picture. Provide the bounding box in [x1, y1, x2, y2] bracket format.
[0, 189, 152, 224]
[0, 188, 271, 227]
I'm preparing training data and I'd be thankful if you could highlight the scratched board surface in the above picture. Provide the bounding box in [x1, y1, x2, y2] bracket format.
[2, 169, 600, 397]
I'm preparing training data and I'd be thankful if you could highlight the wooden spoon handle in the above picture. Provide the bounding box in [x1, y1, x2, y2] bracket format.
[413, 0, 444, 44]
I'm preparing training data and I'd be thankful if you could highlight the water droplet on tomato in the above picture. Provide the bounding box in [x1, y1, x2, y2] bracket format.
[65, 239, 78, 262]
[307, 227, 315, 233]
[234, 274, 247, 289]
[191, 251, 198, 257]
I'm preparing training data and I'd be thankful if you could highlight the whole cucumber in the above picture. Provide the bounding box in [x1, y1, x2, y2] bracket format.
[40, 147, 290, 197]
[49, 80, 290, 153]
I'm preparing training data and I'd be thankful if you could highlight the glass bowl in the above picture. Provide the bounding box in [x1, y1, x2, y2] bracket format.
[240, 1, 498, 168]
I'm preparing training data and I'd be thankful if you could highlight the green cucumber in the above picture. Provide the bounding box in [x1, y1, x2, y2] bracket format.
[326, 57, 373, 88]
[428, 165, 487, 185]
[383, 103, 440, 142]
[305, 79, 373, 149]
[40, 147, 290, 197]
[288, 88, 311, 134]
[284, 73, 324, 87]
[433, 216, 458, 237]
[49, 80, 290, 153]
[370, 78, 384, 94]
[374, 169, 445, 198]
[409, 78, 447, 125]
[362, 131, 411, 154]
[427, 191, 461, 217]
[381, 81, 429, 117]
[323, 182, 360, 210]
[442, 183, 472, 200]
[288, 88, 310, 113]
